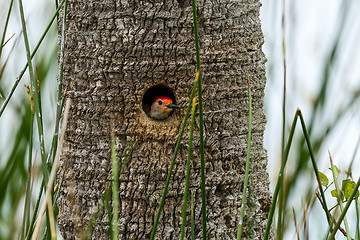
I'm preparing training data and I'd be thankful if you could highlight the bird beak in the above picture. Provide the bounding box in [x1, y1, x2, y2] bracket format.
[165, 103, 180, 109]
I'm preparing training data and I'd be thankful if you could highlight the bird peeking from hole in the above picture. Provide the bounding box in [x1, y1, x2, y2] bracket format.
[147, 96, 179, 120]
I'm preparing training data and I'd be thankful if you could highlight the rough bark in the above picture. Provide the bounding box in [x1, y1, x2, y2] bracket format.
[58, 0, 272, 239]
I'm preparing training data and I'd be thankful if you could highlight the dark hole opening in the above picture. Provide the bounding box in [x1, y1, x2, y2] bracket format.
[142, 85, 177, 119]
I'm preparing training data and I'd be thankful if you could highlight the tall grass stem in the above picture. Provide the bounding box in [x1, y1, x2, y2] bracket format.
[298, 111, 332, 226]
[31, 99, 71, 240]
[150, 73, 198, 240]
[46, 197, 56, 239]
[278, 0, 286, 237]
[191, 0, 207, 237]
[264, 110, 299, 240]
[191, 191, 195, 240]
[105, 185, 113, 239]
[180, 97, 196, 240]
[0, 0, 14, 59]
[25, 182, 44, 240]
[20, 110, 34, 239]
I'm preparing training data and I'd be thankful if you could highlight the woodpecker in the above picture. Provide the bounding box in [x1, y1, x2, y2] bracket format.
[147, 96, 179, 120]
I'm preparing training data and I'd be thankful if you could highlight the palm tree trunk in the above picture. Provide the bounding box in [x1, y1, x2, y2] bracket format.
[57, 0, 272, 239]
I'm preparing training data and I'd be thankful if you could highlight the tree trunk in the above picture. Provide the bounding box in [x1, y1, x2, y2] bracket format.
[58, 0, 272, 239]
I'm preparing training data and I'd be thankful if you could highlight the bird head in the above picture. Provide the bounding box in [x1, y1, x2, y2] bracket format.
[147, 96, 179, 120]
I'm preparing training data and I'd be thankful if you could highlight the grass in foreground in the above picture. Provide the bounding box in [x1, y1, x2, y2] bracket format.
[0, 0, 359, 239]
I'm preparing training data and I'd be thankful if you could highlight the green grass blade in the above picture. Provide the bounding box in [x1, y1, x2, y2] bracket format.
[25, 181, 44, 240]
[80, 139, 134, 239]
[16, 13, 52, 239]
[264, 109, 299, 240]
[54, 0, 59, 21]
[329, 177, 360, 240]
[31, 99, 71, 240]
[5, 7, 52, 237]
[328, 151, 351, 240]
[0, 0, 14, 59]
[191, 191, 195, 240]
[18, 0, 48, 181]
[191, 0, 207, 237]
[298, 111, 332, 226]
[180, 97, 196, 240]
[289, 91, 360, 199]
[44, 2, 69, 233]
[278, 0, 286, 237]
[110, 121, 119, 240]
[236, 81, 252, 239]
[20, 110, 34, 240]
[105, 187, 113, 239]
[0, 0, 66, 117]
[150, 72, 198, 240]
[35, 68, 45, 165]
[46, 197, 56, 239]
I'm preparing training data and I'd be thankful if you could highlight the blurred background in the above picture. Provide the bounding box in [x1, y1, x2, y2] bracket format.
[262, 0, 360, 239]
[0, 0, 58, 238]
[0, 0, 359, 239]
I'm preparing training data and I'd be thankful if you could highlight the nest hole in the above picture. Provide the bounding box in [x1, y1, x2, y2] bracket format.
[142, 85, 177, 120]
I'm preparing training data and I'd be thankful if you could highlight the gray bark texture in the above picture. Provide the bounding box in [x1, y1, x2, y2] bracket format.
[57, 0, 272, 239]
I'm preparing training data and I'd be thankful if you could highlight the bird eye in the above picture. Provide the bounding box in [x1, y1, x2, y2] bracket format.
[158, 100, 163, 105]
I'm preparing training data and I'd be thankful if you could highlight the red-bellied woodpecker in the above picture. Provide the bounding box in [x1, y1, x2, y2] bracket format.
[147, 96, 179, 120]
